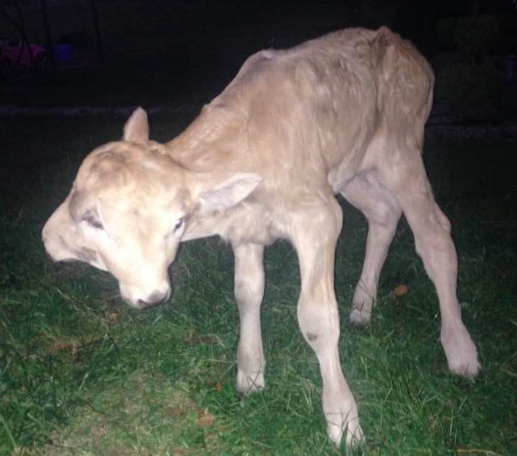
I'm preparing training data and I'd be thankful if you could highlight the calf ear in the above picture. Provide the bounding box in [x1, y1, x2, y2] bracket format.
[123, 107, 149, 144]
[196, 172, 262, 215]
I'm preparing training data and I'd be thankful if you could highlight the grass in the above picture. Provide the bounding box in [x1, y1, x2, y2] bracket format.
[1, 114, 516, 456]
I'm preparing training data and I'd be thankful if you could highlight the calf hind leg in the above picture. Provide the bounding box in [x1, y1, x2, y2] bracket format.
[341, 173, 402, 325]
[381, 159, 481, 378]
[233, 243, 266, 393]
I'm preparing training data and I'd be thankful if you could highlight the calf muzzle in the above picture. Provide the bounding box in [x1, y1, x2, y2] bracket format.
[134, 289, 171, 308]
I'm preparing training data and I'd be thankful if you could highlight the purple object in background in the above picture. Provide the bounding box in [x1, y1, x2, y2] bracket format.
[52, 44, 73, 64]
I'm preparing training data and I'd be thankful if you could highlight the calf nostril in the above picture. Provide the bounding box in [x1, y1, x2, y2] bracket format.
[137, 290, 170, 308]
[147, 290, 167, 304]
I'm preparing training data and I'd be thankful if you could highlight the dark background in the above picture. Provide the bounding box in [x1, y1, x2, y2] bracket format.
[1, 0, 517, 120]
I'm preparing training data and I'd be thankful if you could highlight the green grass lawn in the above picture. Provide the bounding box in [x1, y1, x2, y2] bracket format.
[1, 115, 516, 456]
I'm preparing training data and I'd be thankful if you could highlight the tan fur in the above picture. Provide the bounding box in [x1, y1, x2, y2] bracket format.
[42, 27, 480, 448]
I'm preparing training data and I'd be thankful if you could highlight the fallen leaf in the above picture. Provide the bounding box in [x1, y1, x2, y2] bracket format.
[214, 381, 223, 392]
[393, 284, 409, 296]
[183, 332, 219, 346]
[171, 405, 184, 416]
[198, 407, 216, 427]
[48, 340, 79, 355]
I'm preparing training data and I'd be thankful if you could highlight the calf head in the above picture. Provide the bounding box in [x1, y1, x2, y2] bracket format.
[43, 108, 261, 308]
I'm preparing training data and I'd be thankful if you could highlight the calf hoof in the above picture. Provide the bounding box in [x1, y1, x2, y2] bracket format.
[441, 323, 481, 378]
[327, 413, 364, 450]
[349, 290, 374, 325]
[350, 305, 372, 325]
[236, 369, 265, 394]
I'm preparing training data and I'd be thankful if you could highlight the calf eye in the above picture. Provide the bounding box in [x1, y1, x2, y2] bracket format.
[173, 217, 184, 233]
[82, 211, 104, 230]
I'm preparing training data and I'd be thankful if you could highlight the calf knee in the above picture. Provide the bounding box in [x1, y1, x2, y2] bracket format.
[235, 275, 262, 307]
[298, 299, 340, 352]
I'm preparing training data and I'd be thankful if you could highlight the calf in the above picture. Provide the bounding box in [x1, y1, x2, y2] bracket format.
[42, 27, 481, 448]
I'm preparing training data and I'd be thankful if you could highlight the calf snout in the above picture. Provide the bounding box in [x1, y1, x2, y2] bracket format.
[137, 289, 171, 308]
[120, 282, 172, 309]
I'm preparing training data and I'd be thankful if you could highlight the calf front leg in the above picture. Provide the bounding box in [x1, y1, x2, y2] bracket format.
[233, 243, 266, 394]
[291, 196, 363, 449]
